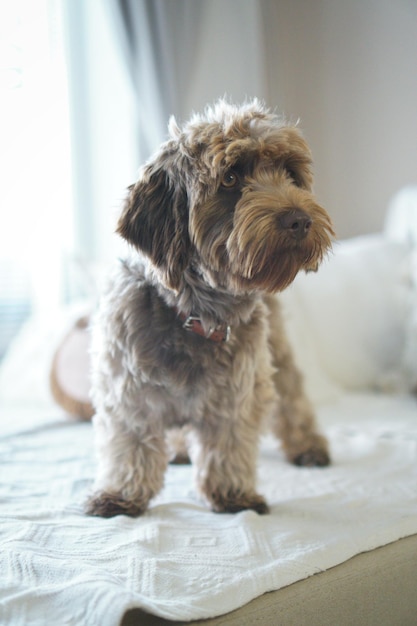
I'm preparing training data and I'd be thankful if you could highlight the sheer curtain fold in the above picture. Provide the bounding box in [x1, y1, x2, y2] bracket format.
[111, 0, 205, 159]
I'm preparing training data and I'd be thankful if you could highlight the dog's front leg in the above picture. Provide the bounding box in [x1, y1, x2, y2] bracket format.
[85, 413, 168, 517]
[191, 417, 268, 515]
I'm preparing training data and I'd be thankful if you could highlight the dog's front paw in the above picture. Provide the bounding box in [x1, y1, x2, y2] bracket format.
[292, 445, 330, 467]
[210, 490, 269, 515]
[85, 492, 147, 518]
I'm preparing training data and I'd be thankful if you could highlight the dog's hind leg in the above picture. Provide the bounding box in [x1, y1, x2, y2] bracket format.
[265, 295, 330, 467]
[85, 412, 168, 517]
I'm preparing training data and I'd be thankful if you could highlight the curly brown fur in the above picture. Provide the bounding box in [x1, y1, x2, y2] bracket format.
[86, 100, 334, 518]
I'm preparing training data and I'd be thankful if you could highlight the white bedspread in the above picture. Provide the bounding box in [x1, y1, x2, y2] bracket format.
[1, 393, 417, 626]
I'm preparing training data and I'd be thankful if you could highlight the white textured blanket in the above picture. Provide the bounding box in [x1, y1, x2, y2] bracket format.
[1, 393, 417, 626]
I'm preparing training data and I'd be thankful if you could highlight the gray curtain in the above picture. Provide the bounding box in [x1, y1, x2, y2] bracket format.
[109, 0, 204, 162]
[109, 0, 267, 159]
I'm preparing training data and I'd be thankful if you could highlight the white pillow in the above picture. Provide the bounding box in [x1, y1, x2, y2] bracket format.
[0, 302, 91, 411]
[281, 234, 413, 393]
[385, 186, 417, 391]
[385, 185, 417, 247]
[279, 289, 342, 406]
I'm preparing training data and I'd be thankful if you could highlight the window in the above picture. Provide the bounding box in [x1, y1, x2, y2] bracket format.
[0, 0, 73, 360]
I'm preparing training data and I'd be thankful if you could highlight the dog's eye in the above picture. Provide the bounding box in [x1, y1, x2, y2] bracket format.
[285, 167, 301, 187]
[221, 171, 239, 188]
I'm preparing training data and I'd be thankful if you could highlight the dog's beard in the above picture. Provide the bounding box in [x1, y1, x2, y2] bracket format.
[228, 245, 322, 293]
[191, 190, 334, 294]
[229, 204, 333, 292]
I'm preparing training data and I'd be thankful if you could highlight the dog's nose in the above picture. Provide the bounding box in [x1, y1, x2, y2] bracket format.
[278, 209, 312, 240]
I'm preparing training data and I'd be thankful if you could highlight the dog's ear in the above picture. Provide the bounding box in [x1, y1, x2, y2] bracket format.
[117, 163, 190, 291]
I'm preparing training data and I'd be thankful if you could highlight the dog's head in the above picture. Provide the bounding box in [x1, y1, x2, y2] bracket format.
[117, 100, 334, 293]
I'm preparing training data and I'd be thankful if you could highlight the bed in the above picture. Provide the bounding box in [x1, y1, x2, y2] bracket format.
[1, 190, 417, 625]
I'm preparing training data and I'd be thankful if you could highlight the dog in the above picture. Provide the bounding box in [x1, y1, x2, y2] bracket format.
[86, 100, 334, 518]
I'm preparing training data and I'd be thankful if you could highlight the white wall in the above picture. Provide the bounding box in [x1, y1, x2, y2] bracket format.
[263, 0, 417, 238]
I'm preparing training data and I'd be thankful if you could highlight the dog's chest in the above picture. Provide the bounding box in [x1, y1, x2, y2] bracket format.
[131, 319, 238, 391]
[137, 326, 271, 428]
[127, 298, 267, 392]
[114, 275, 274, 421]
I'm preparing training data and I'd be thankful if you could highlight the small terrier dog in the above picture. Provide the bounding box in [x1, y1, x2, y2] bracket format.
[86, 100, 334, 517]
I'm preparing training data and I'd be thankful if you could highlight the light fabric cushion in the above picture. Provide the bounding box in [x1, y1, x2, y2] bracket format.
[281, 234, 413, 394]
[385, 185, 417, 247]
[385, 185, 417, 391]
[0, 302, 91, 411]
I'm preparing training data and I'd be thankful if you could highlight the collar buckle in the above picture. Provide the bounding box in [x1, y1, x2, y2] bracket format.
[181, 314, 231, 343]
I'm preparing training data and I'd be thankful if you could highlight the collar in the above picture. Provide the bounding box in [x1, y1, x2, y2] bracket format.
[175, 309, 231, 343]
